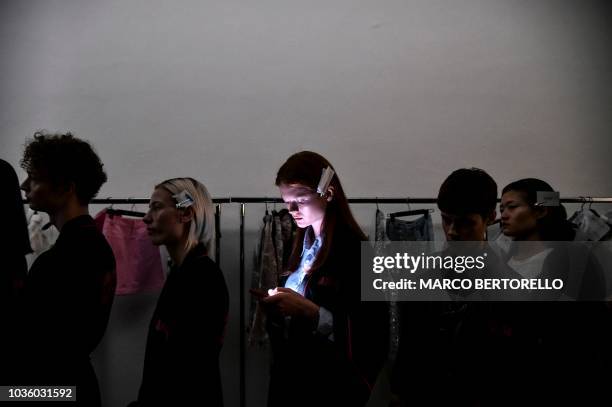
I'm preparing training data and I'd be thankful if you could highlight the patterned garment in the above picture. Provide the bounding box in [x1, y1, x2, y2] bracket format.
[248, 210, 296, 347]
[376, 209, 434, 361]
[570, 209, 611, 241]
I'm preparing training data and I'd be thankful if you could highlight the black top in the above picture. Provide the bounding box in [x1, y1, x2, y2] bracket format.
[0, 159, 31, 256]
[19, 215, 116, 405]
[267, 224, 389, 407]
[0, 158, 30, 306]
[392, 246, 612, 406]
[0, 159, 30, 387]
[137, 243, 229, 406]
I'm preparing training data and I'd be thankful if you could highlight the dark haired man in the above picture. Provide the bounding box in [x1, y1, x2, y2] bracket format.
[390, 168, 518, 407]
[18, 132, 116, 407]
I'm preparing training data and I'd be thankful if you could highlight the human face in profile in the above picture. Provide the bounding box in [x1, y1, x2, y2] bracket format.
[500, 190, 543, 240]
[143, 187, 188, 246]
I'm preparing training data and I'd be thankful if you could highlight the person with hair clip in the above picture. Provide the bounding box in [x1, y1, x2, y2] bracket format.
[130, 178, 229, 407]
[500, 178, 603, 297]
[500, 177, 611, 405]
[253, 151, 388, 407]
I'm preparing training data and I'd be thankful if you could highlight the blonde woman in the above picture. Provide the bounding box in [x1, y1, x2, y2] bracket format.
[132, 177, 228, 407]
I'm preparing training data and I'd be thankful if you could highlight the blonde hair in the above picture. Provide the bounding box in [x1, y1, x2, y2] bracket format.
[156, 177, 216, 260]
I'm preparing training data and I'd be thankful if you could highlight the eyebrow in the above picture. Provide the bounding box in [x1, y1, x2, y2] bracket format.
[282, 189, 313, 199]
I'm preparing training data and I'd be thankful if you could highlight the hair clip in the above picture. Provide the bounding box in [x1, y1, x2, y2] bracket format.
[173, 190, 194, 209]
[316, 166, 335, 197]
[535, 191, 560, 207]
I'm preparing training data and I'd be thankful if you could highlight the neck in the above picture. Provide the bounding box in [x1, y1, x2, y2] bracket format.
[311, 219, 323, 237]
[512, 233, 546, 260]
[166, 241, 190, 268]
[51, 202, 89, 231]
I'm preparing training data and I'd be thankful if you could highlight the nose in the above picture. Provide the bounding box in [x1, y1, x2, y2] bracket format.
[20, 178, 29, 192]
[446, 221, 459, 240]
[287, 201, 299, 213]
[143, 211, 152, 224]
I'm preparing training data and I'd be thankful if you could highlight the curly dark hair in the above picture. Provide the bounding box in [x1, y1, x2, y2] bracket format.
[20, 131, 107, 204]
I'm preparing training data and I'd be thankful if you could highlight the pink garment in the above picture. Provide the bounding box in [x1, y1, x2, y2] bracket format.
[95, 209, 165, 295]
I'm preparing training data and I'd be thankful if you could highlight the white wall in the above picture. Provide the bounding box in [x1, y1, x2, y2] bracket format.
[2, 1, 611, 406]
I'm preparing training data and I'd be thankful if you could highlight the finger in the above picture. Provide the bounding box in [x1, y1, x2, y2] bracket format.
[249, 288, 267, 298]
[276, 287, 296, 294]
[262, 293, 284, 303]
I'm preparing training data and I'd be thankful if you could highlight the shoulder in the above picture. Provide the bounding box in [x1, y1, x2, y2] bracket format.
[330, 224, 365, 251]
[60, 217, 115, 266]
[183, 254, 227, 288]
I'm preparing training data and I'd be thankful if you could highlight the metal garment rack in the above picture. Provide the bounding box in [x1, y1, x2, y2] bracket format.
[89, 196, 612, 407]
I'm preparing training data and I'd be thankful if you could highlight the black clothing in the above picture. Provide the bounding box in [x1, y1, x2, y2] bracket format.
[19, 215, 116, 407]
[267, 225, 389, 407]
[0, 159, 30, 387]
[136, 243, 229, 407]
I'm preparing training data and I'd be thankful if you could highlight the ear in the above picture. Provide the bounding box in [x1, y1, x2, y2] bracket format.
[534, 206, 548, 220]
[486, 209, 497, 225]
[59, 181, 77, 200]
[325, 185, 335, 202]
[179, 206, 195, 224]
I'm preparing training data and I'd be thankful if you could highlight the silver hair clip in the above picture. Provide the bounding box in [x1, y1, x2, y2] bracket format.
[535, 191, 560, 207]
[316, 167, 335, 197]
[173, 190, 194, 209]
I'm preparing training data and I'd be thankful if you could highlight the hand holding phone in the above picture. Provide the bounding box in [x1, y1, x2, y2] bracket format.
[249, 288, 269, 299]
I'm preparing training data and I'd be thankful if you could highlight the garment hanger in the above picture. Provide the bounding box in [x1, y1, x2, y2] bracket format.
[107, 198, 145, 218]
[107, 208, 145, 218]
[588, 197, 601, 217]
[388, 198, 433, 219]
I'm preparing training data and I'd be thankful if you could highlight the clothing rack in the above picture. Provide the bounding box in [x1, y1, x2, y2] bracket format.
[89, 196, 612, 205]
[36, 196, 612, 407]
[88, 195, 612, 407]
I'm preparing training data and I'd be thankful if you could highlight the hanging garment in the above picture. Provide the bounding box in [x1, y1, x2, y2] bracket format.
[25, 208, 59, 269]
[385, 211, 434, 241]
[248, 209, 295, 347]
[248, 213, 277, 346]
[375, 209, 434, 362]
[570, 209, 611, 241]
[95, 209, 165, 295]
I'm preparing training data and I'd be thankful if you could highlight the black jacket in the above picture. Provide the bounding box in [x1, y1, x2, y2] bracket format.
[19, 215, 116, 407]
[267, 224, 389, 407]
[392, 244, 612, 406]
[0, 159, 30, 388]
[136, 243, 229, 407]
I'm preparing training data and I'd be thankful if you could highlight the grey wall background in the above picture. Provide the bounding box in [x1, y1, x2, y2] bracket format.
[2, 1, 611, 406]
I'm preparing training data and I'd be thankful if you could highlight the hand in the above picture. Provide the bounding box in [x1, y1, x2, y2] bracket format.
[262, 287, 320, 321]
[249, 288, 269, 299]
